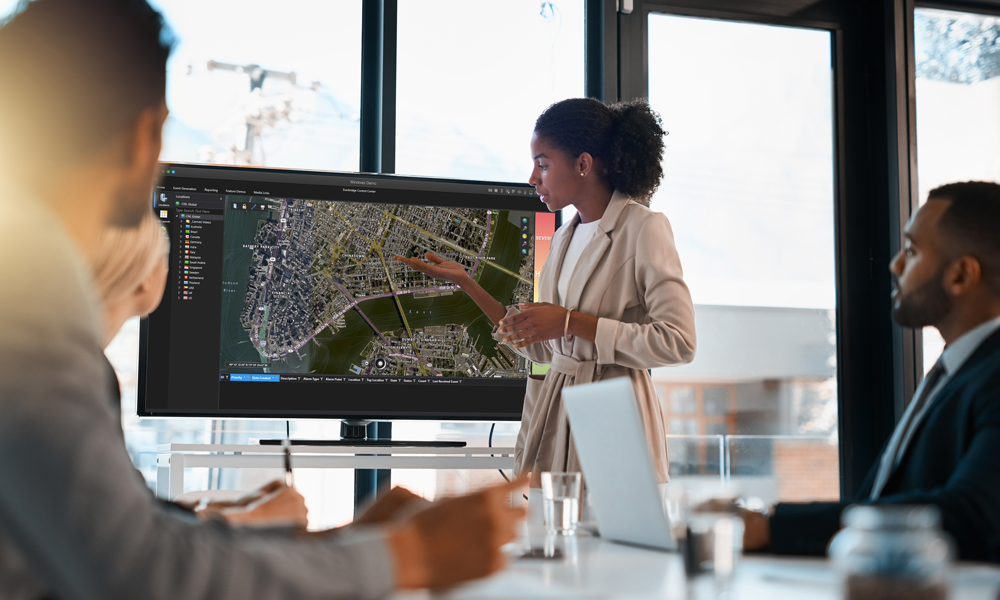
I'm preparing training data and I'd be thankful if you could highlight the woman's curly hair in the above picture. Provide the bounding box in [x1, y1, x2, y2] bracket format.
[533, 97, 667, 205]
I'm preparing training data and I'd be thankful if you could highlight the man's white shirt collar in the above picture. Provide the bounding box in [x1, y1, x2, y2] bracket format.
[939, 314, 1000, 377]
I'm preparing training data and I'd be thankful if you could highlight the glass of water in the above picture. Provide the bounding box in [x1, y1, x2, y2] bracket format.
[541, 471, 582, 535]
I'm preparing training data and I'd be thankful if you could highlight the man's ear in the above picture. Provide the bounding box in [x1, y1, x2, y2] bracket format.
[117, 102, 166, 171]
[944, 255, 983, 297]
[132, 106, 166, 167]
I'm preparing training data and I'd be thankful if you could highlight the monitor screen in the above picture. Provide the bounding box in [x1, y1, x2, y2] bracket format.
[139, 164, 555, 420]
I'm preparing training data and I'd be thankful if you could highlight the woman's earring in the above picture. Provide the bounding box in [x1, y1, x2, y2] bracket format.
[580, 172, 586, 177]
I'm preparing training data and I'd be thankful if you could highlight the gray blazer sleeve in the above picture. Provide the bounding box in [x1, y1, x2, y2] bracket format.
[0, 210, 397, 600]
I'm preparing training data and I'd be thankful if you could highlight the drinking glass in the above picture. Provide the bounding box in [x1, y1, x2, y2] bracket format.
[540, 471, 582, 535]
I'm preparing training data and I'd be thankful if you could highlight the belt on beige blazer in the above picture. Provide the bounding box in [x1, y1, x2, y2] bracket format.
[549, 352, 602, 385]
[517, 353, 596, 470]
[517, 353, 628, 478]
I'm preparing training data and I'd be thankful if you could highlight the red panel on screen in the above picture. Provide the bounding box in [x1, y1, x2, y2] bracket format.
[533, 212, 555, 302]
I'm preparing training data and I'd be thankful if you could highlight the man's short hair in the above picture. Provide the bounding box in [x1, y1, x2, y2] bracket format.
[928, 181, 1000, 295]
[0, 0, 174, 164]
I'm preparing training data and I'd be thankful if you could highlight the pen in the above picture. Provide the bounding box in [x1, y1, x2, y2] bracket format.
[282, 439, 294, 487]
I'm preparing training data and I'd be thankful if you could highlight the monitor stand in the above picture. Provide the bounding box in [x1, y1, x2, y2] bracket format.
[262, 420, 466, 516]
[259, 420, 466, 448]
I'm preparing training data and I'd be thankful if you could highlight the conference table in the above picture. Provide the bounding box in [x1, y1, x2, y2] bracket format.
[393, 534, 1000, 599]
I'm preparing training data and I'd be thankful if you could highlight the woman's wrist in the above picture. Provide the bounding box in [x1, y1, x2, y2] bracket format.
[566, 310, 599, 343]
[451, 270, 474, 288]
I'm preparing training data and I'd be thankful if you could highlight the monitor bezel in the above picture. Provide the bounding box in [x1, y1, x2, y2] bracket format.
[137, 162, 553, 421]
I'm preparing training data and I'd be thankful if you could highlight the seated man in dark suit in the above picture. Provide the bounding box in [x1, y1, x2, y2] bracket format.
[741, 181, 1000, 562]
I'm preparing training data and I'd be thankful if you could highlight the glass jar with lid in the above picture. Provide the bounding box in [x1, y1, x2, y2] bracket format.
[828, 505, 953, 600]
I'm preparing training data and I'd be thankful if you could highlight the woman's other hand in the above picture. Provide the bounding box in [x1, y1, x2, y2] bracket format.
[497, 302, 569, 348]
[394, 252, 470, 286]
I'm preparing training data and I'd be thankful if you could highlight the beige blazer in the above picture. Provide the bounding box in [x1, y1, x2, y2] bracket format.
[495, 191, 696, 486]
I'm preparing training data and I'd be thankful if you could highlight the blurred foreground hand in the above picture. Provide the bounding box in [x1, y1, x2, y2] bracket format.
[193, 480, 309, 528]
[354, 486, 429, 526]
[696, 497, 771, 552]
[388, 477, 527, 590]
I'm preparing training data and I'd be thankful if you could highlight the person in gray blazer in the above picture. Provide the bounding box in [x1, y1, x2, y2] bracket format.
[0, 1, 524, 598]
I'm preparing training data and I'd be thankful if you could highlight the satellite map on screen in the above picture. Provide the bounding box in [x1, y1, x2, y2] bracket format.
[218, 196, 535, 378]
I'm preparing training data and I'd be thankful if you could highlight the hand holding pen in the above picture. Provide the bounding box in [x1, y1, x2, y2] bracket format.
[282, 439, 295, 487]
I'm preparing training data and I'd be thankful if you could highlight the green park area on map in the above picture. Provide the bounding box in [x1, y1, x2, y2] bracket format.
[218, 196, 534, 378]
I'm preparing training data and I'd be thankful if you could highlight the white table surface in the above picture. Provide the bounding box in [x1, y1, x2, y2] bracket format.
[394, 535, 1000, 599]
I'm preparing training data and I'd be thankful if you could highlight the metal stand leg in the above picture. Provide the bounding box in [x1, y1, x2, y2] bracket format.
[354, 469, 376, 512]
[166, 454, 185, 500]
[156, 454, 170, 499]
[375, 421, 391, 497]
[351, 421, 392, 516]
[342, 420, 375, 517]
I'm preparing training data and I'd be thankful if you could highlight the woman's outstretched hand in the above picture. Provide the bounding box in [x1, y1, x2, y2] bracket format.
[394, 252, 470, 286]
[497, 302, 569, 348]
[394, 252, 509, 325]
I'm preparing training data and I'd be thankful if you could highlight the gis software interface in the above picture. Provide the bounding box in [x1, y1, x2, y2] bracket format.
[140, 164, 555, 419]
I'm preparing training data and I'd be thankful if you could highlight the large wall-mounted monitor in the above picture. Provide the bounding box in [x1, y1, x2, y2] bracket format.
[139, 164, 555, 421]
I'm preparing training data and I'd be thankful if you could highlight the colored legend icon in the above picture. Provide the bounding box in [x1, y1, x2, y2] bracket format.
[533, 212, 555, 302]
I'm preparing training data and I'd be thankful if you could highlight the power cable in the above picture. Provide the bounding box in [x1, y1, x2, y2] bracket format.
[489, 423, 510, 482]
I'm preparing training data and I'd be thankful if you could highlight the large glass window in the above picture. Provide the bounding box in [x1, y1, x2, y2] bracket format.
[648, 14, 839, 502]
[151, 0, 363, 170]
[914, 7, 1000, 372]
[395, 0, 585, 181]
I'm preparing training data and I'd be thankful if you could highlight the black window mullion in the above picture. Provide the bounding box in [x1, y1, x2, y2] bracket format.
[892, 0, 922, 415]
[381, 0, 397, 174]
[357, 0, 397, 507]
[617, 4, 647, 101]
[586, 0, 619, 101]
[361, 0, 395, 174]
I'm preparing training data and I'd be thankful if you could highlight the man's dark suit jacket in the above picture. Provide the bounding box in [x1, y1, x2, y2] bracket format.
[770, 327, 1000, 562]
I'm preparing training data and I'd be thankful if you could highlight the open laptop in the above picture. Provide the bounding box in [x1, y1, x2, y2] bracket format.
[562, 377, 677, 551]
